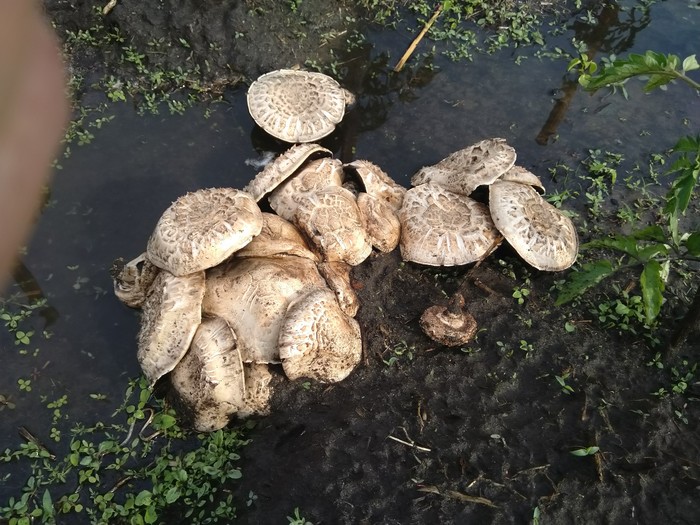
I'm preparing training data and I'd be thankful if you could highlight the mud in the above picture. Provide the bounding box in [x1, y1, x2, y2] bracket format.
[42, 1, 700, 524]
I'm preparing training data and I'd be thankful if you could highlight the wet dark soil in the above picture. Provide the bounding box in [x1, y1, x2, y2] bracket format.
[42, 1, 700, 524]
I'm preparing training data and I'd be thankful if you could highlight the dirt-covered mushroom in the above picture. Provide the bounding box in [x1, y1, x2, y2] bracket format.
[279, 288, 362, 383]
[247, 69, 355, 143]
[419, 293, 478, 347]
[170, 317, 246, 432]
[137, 269, 206, 386]
[399, 182, 502, 266]
[146, 188, 263, 276]
[410, 138, 516, 196]
[489, 180, 578, 271]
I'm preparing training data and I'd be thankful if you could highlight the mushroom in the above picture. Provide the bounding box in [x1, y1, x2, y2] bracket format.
[146, 187, 263, 276]
[410, 138, 516, 196]
[279, 288, 362, 383]
[488, 180, 578, 271]
[246, 69, 355, 143]
[419, 293, 478, 347]
[399, 182, 502, 266]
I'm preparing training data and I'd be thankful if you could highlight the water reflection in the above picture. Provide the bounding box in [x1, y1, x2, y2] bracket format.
[536, 2, 654, 145]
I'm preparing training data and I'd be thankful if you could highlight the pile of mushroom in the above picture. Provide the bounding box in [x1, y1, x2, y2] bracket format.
[112, 68, 579, 432]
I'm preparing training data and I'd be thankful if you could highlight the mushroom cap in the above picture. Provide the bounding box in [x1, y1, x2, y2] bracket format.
[146, 188, 263, 276]
[345, 160, 406, 211]
[419, 293, 478, 347]
[170, 316, 246, 432]
[247, 69, 353, 142]
[279, 288, 362, 383]
[399, 183, 502, 266]
[235, 213, 319, 262]
[357, 192, 401, 253]
[137, 270, 206, 386]
[410, 138, 516, 196]
[489, 180, 578, 271]
[111, 253, 160, 308]
[202, 256, 328, 363]
[243, 143, 331, 202]
[293, 186, 372, 266]
[269, 157, 344, 221]
[499, 165, 545, 193]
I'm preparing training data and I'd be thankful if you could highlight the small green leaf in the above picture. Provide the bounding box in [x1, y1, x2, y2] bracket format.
[556, 260, 617, 305]
[583, 236, 639, 257]
[682, 54, 699, 72]
[135, 490, 151, 507]
[570, 448, 588, 456]
[640, 260, 665, 324]
[630, 225, 665, 242]
[684, 231, 700, 256]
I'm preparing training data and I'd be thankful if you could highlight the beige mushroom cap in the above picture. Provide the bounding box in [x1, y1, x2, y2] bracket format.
[419, 293, 478, 347]
[399, 183, 502, 266]
[317, 260, 360, 317]
[146, 188, 263, 277]
[170, 317, 246, 432]
[345, 159, 406, 211]
[247, 69, 353, 143]
[279, 288, 362, 383]
[499, 165, 545, 193]
[269, 157, 344, 221]
[489, 180, 578, 271]
[202, 256, 328, 363]
[243, 143, 331, 202]
[235, 213, 319, 262]
[137, 270, 206, 386]
[293, 186, 372, 266]
[411, 138, 516, 196]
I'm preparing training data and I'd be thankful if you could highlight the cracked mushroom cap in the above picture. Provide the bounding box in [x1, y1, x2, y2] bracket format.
[235, 213, 319, 262]
[293, 186, 372, 266]
[399, 183, 502, 266]
[202, 256, 328, 363]
[170, 316, 246, 432]
[247, 69, 355, 143]
[489, 180, 578, 271]
[146, 188, 263, 277]
[137, 270, 206, 386]
[499, 165, 545, 193]
[279, 288, 362, 383]
[243, 143, 332, 202]
[410, 138, 516, 196]
[317, 260, 360, 317]
[268, 157, 344, 221]
[419, 293, 478, 347]
[345, 160, 406, 211]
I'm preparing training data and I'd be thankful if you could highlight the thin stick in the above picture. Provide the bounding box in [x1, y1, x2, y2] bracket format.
[393, 4, 444, 72]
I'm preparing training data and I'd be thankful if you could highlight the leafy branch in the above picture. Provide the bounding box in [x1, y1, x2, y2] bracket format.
[560, 51, 700, 345]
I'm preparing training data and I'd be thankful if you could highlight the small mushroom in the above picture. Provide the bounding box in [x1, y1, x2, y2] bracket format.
[247, 69, 355, 143]
[411, 138, 516, 196]
[489, 180, 578, 271]
[399, 182, 502, 266]
[110, 253, 159, 308]
[279, 288, 362, 383]
[146, 188, 263, 276]
[419, 293, 477, 347]
[170, 317, 246, 432]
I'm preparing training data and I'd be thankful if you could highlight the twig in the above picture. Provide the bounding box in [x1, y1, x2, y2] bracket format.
[387, 427, 431, 452]
[416, 484, 498, 508]
[393, 4, 444, 72]
[18, 426, 56, 460]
